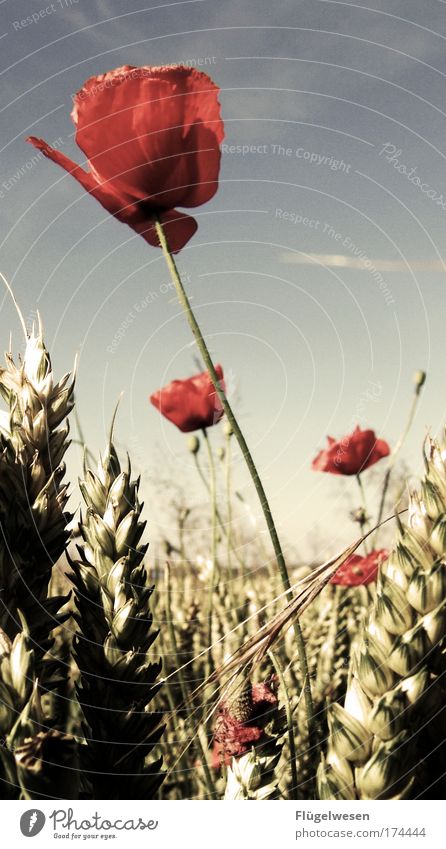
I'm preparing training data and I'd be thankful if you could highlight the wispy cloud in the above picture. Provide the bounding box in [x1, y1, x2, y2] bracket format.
[281, 252, 446, 272]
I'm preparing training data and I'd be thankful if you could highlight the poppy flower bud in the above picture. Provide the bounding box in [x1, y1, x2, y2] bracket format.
[350, 507, 369, 525]
[187, 435, 200, 454]
[413, 370, 426, 391]
[223, 421, 234, 437]
[216, 446, 225, 461]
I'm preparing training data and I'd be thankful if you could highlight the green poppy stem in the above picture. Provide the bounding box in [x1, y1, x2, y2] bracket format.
[374, 371, 426, 546]
[192, 450, 245, 569]
[202, 427, 218, 679]
[225, 429, 233, 578]
[154, 216, 316, 759]
[355, 474, 371, 555]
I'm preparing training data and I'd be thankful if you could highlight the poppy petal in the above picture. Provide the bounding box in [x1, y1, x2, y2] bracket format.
[71, 66, 223, 209]
[135, 208, 198, 254]
[26, 136, 99, 195]
[26, 137, 198, 252]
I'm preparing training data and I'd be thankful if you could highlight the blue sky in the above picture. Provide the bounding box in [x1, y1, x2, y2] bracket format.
[1, 0, 446, 562]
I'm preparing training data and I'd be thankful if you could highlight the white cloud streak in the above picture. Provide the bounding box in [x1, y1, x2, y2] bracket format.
[281, 252, 446, 272]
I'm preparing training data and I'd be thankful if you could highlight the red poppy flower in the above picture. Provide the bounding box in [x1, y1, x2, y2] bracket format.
[26, 65, 224, 253]
[212, 682, 278, 768]
[330, 549, 388, 586]
[150, 365, 225, 432]
[312, 426, 390, 476]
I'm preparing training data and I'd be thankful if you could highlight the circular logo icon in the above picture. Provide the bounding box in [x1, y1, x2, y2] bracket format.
[20, 810, 46, 837]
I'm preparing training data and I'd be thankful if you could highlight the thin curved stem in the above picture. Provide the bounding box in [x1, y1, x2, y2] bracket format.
[202, 428, 218, 679]
[154, 217, 316, 759]
[224, 430, 239, 614]
[356, 474, 371, 555]
[225, 431, 233, 575]
[374, 376, 425, 545]
[193, 452, 245, 569]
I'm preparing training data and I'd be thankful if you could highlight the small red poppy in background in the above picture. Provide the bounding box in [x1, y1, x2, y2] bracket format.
[150, 365, 225, 432]
[212, 682, 278, 768]
[312, 426, 390, 476]
[330, 549, 388, 586]
[27, 65, 224, 253]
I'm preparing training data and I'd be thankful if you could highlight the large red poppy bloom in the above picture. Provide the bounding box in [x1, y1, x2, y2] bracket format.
[150, 365, 225, 432]
[312, 426, 390, 476]
[330, 549, 388, 586]
[27, 65, 224, 253]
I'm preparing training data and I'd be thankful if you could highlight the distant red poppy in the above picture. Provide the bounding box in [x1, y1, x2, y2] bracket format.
[150, 365, 225, 432]
[27, 65, 224, 253]
[212, 682, 278, 768]
[330, 549, 388, 586]
[312, 426, 390, 476]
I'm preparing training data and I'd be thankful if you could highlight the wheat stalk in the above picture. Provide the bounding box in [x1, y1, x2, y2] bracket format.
[70, 436, 164, 799]
[0, 317, 74, 796]
[0, 318, 74, 648]
[318, 433, 446, 799]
